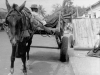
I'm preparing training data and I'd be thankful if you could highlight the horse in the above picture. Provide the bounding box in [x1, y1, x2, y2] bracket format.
[4, 0, 37, 75]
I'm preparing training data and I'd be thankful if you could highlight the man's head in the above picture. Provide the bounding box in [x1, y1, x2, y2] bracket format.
[30, 4, 38, 12]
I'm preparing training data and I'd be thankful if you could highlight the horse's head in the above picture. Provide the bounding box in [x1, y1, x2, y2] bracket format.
[5, 0, 26, 45]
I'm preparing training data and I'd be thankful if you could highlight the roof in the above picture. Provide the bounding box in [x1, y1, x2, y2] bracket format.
[86, 0, 100, 11]
[0, 8, 7, 12]
[0, 8, 7, 19]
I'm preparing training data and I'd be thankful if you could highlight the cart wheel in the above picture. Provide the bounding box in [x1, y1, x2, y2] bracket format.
[60, 36, 69, 62]
[70, 35, 74, 48]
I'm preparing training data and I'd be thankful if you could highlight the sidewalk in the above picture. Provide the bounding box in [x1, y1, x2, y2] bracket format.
[68, 48, 100, 75]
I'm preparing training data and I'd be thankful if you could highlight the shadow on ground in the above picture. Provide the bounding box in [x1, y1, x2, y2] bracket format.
[29, 50, 60, 62]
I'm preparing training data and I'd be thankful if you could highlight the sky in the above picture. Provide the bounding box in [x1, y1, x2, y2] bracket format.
[0, 0, 99, 14]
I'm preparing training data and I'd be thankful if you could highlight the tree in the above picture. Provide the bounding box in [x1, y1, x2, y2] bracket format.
[50, 0, 86, 19]
[38, 5, 46, 17]
[62, 0, 74, 14]
[62, 0, 73, 7]
[52, 0, 74, 14]
[62, 0, 86, 18]
[52, 4, 61, 14]
[76, 6, 86, 17]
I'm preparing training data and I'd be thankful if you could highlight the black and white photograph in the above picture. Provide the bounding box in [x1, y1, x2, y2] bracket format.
[0, 0, 100, 75]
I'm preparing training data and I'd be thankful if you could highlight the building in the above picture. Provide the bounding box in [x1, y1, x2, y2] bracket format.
[86, 0, 100, 18]
[0, 8, 7, 19]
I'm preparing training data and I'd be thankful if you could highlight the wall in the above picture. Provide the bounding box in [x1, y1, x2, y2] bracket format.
[72, 18, 100, 49]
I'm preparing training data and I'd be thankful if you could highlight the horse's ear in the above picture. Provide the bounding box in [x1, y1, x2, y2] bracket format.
[6, 0, 11, 11]
[19, 1, 26, 12]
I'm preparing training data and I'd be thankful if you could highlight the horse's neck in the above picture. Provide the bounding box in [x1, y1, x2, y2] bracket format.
[21, 9, 31, 31]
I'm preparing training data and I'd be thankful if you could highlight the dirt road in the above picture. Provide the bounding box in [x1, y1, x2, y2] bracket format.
[0, 32, 74, 75]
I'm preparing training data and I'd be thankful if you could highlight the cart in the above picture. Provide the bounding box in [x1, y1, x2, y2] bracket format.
[34, 11, 74, 62]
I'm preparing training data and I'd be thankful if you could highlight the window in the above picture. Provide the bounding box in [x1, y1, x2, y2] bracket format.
[94, 12, 96, 18]
[89, 14, 91, 18]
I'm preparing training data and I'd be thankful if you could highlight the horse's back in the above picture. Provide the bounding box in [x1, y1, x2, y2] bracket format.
[21, 7, 33, 35]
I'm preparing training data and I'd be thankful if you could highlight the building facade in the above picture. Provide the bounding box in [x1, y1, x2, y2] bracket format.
[86, 1, 100, 18]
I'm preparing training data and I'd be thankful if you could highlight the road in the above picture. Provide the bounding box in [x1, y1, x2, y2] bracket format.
[0, 31, 75, 75]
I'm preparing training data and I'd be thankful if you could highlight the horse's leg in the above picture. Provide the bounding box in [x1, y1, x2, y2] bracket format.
[8, 46, 16, 75]
[26, 37, 32, 68]
[21, 54, 27, 75]
[27, 37, 32, 60]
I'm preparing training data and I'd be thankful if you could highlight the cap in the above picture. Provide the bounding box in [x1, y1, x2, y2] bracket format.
[30, 4, 38, 9]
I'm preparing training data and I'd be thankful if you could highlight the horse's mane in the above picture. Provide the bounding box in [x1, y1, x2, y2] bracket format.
[12, 4, 18, 10]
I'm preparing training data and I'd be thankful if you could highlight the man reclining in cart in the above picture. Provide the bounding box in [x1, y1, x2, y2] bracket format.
[30, 3, 75, 35]
[30, 4, 64, 34]
[30, 4, 47, 26]
[30, 4, 54, 34]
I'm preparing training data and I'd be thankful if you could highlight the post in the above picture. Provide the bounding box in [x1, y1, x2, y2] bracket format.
[76, 6, 79, 18]
[90, 5, 93, 18]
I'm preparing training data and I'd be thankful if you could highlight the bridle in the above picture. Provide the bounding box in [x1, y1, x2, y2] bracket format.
[4, 9, 25, 43]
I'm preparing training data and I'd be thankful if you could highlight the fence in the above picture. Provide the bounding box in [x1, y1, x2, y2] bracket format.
[72, 18, 100, 49]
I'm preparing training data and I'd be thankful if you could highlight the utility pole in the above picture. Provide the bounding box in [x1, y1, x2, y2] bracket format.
[90, 5, 93, 18]
[76, 5, 79, 18]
